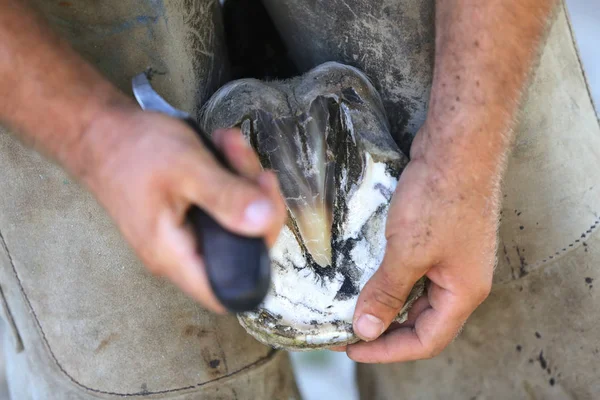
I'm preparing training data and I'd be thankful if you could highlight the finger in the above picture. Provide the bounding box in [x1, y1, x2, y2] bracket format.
[347, 283, 469, 363]
[213, 128, 287, 247]
[213, 128, 263, 181]
[153, 210, 227, 313]
[258, 171, 287, 247]
[352, 244, 425, 342]
[397, 294, 431, 329]
[178, 151, 278, 238]
[328, 345, 347, 352]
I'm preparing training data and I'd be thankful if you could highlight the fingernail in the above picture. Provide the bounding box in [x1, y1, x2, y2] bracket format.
[355, 314, 385, 341]
[244, 199, 274, 229]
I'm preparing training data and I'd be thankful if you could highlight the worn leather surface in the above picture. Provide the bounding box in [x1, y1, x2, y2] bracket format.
[355, 3, 600, 399]
[32, 0, 228, 115]
[1, 0, 598, 399]
[0, 1, 299, 399]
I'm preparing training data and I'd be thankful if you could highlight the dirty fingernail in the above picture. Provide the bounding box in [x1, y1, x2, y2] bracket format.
[355, 314, 385, 341]
[245, 199, 274, 229]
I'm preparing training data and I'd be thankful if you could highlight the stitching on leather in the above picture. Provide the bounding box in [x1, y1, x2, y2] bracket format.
[503, 216, 600, 282]
[563, 0, 600, 122]
[536, 217, 600, 266]
[500, 5, 600, 280]
[0, 227, 280, 396]
[527, 2, 600, 267]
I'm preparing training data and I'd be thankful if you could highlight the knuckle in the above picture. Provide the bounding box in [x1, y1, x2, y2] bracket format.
[211, 179, 233, 206]
[212, 178, 259, 220]
[199, 170, 237, 208]
[222, 179, 252, 208]
[371, 285, 406, 311]
[384, 230, 435, 268]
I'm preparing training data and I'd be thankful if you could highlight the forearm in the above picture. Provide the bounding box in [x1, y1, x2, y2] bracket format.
[417, 0, 557, 190]
[0, 0, 134, 178]
[349, 0, 559, 363]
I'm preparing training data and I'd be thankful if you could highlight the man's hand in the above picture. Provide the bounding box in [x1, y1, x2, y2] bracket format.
[347, 125, 497, 362]
[81, 108, 286, 313]
[0, 1, 287, 313]
[341, 0, 556, 362]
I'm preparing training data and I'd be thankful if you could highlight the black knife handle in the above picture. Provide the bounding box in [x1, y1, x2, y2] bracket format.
[184, 119, 271, 313]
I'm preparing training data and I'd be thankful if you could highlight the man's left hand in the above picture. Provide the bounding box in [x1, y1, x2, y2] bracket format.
[342, 123, 498, 363]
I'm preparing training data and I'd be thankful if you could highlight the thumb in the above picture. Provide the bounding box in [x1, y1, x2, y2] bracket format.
[353, 250, 424, 342]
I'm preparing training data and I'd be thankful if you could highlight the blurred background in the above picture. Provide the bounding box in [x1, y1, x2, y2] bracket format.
[0, 1, 597, 399]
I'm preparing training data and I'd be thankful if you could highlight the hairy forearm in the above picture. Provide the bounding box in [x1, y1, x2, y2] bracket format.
[0, 0, 133, 177]
[417, 0, 557, 190]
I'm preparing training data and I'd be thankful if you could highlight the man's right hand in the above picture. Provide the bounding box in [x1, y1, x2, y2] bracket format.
[0, 0, 286, 313]
[78, 107, 286, 313]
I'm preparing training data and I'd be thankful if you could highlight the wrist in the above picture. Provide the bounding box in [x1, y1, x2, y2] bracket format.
[410, 114, 510, 197]
[413, 64, 520, 191]
[62, 93, 138, 186]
